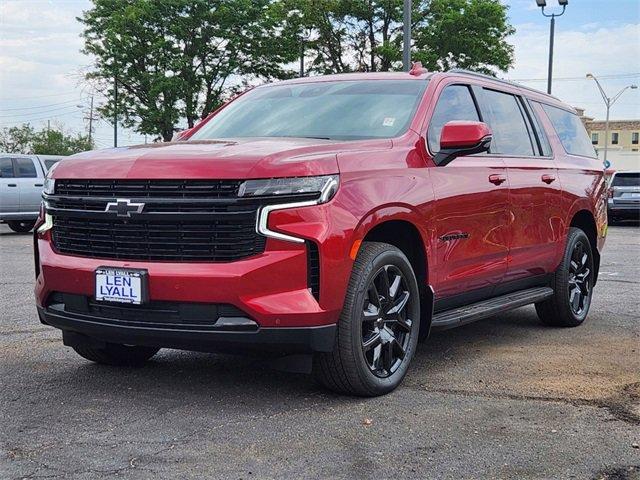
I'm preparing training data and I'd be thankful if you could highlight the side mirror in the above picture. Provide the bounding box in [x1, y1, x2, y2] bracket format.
[434, 121, 492, 166]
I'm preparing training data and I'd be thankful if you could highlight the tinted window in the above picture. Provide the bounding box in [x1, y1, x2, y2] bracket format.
[480, 89, 535, 156]
[427, 85, 480, 153]
[44, 159, 59, 170]
[526, 101, 553, 156]
[541, 104, 596, 158]
[15, 158, 37, 178]
[612, 173, 640, 187]
[0, 158, 14, 178]
[190, 80, 428, 141]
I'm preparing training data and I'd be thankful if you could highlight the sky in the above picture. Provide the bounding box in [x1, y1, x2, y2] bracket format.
[0, 0, 639, 149]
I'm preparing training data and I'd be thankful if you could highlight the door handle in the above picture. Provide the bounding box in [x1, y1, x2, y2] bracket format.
[7, 183, 17, 187]
[488, 174, 506, 186]
[35, 183, 43, 187]
[541, 174, 556, 184]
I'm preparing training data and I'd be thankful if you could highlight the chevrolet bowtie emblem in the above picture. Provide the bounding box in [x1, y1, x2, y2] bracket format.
[105, 198, 145, 217]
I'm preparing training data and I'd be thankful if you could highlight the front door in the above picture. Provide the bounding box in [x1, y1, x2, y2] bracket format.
[0, 157, 19, 214]
[13, 157, 43, 214]
[426, 83, 510, 302]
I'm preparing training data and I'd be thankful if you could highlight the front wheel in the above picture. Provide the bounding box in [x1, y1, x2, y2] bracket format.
[536, 227, 594, 327]
[7, 220, 36, 233]
[313, 242, 420, 396]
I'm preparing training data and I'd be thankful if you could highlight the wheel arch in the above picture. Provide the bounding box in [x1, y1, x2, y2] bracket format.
[569, 209, 600, 285]
[361, 218, 434, 340]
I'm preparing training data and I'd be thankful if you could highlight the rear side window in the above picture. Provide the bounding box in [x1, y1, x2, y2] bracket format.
[612, 173, 640, 187]
[0, 158, 14, 178]
[541, 104, 596, 158]
[427, 85, 480, 153]
[14, 158, 37, 178]
[480, 89, 535, 156]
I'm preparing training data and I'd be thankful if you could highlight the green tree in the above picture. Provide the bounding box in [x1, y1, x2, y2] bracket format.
[0, 124, 36, 154]
[80, 0, 299, 141]
[0, 124, 93, 155]
[278, 0, 514, 74]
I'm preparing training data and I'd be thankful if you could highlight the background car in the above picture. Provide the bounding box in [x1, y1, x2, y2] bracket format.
[0, 154, 55, 233]
[607, 170, 640, 224]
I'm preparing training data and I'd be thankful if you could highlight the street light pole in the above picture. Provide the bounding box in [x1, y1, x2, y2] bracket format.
[536, 0, 568, 95]
[402, 0, 411, 71]
[586, 73, 638, 165]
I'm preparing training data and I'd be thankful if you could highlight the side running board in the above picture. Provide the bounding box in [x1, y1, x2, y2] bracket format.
[431, 287, 554, 331]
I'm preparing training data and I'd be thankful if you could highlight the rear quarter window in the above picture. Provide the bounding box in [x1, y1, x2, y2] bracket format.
[541, 104, 596, 158]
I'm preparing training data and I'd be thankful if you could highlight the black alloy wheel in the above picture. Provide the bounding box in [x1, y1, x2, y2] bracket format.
[361, 265, 414, 378]
[313, 242, 421, 396]
[567, 239, 592, 317]
[536, 227, 595, 327]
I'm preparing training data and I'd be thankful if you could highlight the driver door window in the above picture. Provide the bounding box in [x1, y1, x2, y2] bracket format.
[427, 85, 480, 153]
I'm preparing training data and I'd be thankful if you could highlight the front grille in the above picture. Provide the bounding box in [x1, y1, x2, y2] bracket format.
[48, 179, 267, 262]
[53, 217, 265, 261]
[55, 179, 242, 198]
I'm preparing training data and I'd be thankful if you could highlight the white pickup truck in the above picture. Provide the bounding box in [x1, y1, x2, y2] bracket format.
[0, 154, 64, 232]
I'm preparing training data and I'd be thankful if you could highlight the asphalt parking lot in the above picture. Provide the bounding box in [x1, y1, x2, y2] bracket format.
[1, 224, 638, 480]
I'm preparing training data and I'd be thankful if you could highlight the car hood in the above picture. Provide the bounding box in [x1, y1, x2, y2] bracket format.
[53, 137, 389, 180]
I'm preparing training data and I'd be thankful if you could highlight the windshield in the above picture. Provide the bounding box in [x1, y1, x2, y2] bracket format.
[190, 80, 428, 141]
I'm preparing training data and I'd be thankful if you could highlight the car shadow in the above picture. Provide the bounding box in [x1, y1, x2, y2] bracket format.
[40, 306, 551, 410]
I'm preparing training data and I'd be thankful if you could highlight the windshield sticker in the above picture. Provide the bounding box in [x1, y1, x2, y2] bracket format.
[383, 117, 396, 127]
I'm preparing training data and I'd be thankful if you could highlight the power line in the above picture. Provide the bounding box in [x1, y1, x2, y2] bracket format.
[0, 105, 80, 118]
[0, 99, 81, 112]
[509, 72, 640, 82]
[0, 90, 79, 102]
[0, 110, 80, 126]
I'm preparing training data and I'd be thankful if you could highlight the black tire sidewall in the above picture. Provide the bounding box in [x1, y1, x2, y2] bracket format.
[346, 246, 420, 394]
[557, 228, 594, 324]
[7, 221, 35, 233]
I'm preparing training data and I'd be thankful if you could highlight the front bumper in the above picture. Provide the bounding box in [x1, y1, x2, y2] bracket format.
[38, 305, 336, 353]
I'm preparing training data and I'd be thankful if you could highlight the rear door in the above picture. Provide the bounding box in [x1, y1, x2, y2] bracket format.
[475, 88, 563, 282]
[13, 156, 43, 214]
[427, 83, 510, 301]
[0, 157, 19, 214]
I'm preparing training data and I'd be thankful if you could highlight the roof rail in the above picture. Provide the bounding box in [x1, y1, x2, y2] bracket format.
[448, 69, 562, 101]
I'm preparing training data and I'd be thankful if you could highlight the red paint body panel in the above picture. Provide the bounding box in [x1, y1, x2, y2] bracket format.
[36, 71, 606, 341]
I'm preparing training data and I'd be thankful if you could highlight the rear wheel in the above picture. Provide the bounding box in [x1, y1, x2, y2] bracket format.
[7, 220, 36, 233]
[536, 227, 594, 327]
[73, 343, 160, 366]
[313, 242, 420, 396]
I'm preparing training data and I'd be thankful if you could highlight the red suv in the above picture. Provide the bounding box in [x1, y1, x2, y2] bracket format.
[35, 69, 607, 396]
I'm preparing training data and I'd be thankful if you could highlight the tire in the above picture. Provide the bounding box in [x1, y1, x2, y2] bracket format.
[313, 242, 421, 396]
[535, 227, 594, 327]
[7, 220, 36, 233]
[72, 343, 160, 366]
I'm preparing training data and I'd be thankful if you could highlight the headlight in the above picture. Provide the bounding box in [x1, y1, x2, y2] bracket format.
[252, 175, 340, 244]
[43, 162, 58, 195]
[43, 178, 55, 195]
[239, 175, 339, 203]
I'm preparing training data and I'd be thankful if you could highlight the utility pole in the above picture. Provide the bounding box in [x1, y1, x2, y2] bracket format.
[82, 95, 98, 145]
[402, 0, 411, 71]
[299, 36, 305, 78]
[586, 74, 638, 166]
[113, 73, 118, 148]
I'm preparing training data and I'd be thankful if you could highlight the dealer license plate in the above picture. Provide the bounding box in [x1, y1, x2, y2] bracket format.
[95, 268, 148, 304]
